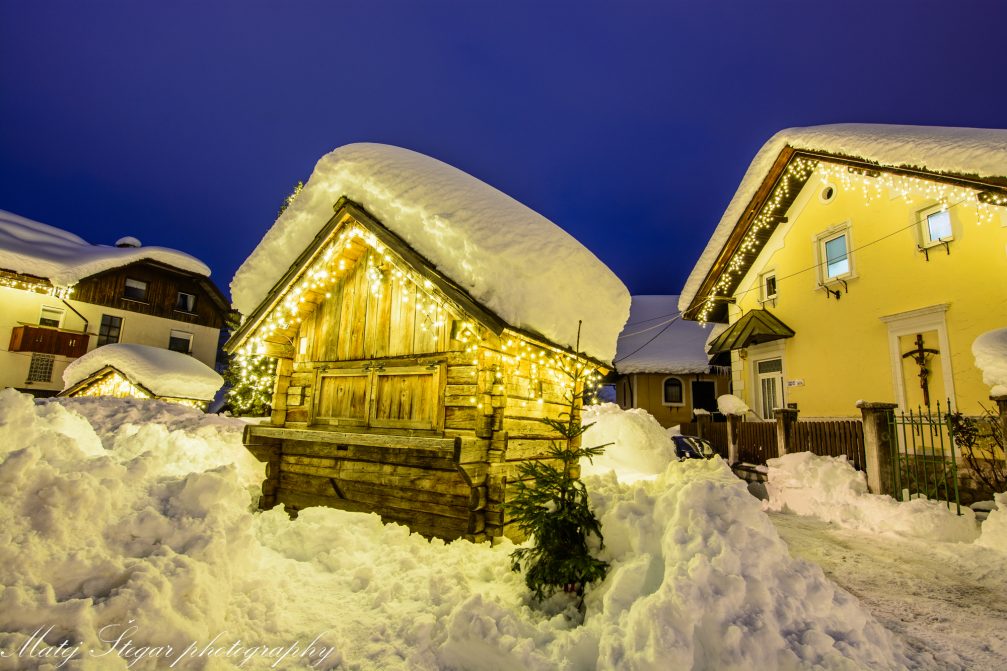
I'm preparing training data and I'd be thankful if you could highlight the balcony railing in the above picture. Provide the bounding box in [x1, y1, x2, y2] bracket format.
[9, 325, 90, 358]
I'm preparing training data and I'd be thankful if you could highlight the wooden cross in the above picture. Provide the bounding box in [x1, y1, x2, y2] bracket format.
[902, 333, 940, 407]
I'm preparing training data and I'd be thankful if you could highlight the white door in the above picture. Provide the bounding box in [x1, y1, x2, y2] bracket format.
[756, 358, 784, 419]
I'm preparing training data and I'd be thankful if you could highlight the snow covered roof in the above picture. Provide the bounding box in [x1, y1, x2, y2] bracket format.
[680, 123, 1007, 314]
[0, 210, 211, 287]
[63, 344, 223, 401]
[230, 143, 630, 363]
[614, 295, 714, 374]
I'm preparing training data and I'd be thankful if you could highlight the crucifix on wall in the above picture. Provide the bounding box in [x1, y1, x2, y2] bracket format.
[902, 333, 940, 407]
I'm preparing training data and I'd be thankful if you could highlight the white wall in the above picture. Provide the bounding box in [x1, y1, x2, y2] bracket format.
[0, 286, 220, 393]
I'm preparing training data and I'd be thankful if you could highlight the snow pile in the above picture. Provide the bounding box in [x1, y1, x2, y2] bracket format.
[681, 123, 1007, 312]
[63, 343, 224, 401]
[230, 144, 630, 363]
[972, 327, 1007, 397]
[0, 209, 210, 287]
[580, 403, 677, 482]
[765, 451, 979, 543]
[978, 493, 1007, 554]
[615, 295, 711, 373]
[717, 393, 750, 416]
[0, 390, 921, 669]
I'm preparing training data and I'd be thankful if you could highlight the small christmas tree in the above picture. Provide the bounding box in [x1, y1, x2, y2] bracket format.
[222, 352, 277, 416]
[508, 324, 609, 603]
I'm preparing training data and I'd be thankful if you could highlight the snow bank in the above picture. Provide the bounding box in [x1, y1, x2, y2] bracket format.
[717, 393, 750, 416]
[230, 144, 630, 363]
[978, 493, 1007, 554]
[765, 452, 979, 543]
[0, 209, 210, 287]
[63, 343, 224, 401]
[681, 124, 1007, 312]
[580, 403, 677, 482]
[0, 390, 922, 669]
[972, 327, 1007, 397]
[615, 295, 711, 373]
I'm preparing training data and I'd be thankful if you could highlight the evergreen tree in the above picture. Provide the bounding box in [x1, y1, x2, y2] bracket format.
[508, 326, 610, 603]
[222, 353, 277, 416]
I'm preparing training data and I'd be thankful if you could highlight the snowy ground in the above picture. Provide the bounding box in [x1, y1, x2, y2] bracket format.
[770, 512, 1007, 670]
[2, 394, 1004, 669]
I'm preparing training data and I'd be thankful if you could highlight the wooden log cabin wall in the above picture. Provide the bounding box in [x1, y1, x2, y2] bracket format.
[233, 200, 604, 542]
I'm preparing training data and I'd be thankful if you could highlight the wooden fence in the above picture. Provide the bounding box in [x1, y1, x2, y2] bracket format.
[793, 419, 866, 470]
[737, 421, 777, 464]
[681, 417, 865, 468]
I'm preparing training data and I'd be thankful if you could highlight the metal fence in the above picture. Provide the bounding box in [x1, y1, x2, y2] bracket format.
[889, 401, 961, 514]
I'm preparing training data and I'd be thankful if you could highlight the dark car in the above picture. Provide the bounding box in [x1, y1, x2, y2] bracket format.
[672, 435, 716, 460]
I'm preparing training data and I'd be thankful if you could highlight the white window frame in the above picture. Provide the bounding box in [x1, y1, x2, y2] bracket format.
[39, 306, 65, 328]
[168, 329, 193, 354]
[661, 376, 685, 407]
[816, 223, 854, 284]
[759, 270, 778, 303]
[917, 203, 954, 248]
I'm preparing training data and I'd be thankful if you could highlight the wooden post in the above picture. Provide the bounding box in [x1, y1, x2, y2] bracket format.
[726, 414, 741, 464]
[773, 407, 799, 456]
[696, 412, 712, 441]
[857, 401, 898, 496]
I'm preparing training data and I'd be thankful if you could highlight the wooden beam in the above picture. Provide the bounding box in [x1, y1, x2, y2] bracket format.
[246, 424, 459, 452]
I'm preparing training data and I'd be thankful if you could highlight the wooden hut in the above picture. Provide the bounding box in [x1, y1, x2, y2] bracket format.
[59, 343, 223, 409]
[226, 144, 629, 542]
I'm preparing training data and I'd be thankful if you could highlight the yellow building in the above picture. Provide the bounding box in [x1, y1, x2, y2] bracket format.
[613, 295, 730, 428]
[680, 124, 1007, 418]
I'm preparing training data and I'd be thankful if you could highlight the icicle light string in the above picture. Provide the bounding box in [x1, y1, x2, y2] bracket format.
[695, 157, 1005, 323]
[0, 275, 74, 299]
[237, 222, 604, 407]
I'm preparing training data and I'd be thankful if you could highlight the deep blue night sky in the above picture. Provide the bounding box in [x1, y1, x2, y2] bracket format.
[2, 1, 1006, 300]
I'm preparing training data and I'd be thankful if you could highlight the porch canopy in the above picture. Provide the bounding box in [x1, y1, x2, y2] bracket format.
[707, 309, 794, 355]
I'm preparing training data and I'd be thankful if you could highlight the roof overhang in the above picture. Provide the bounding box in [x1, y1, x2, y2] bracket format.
[59, 365, 156, 399]
[684, 147, 1007, 324]
[707, 309, 794, 355]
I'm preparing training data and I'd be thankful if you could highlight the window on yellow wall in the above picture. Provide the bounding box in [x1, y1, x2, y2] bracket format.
[760, 271, 777, 302]
[918, 203, 953, 247]
[662, 377, 684, 406]
[816, 225, 853, 283]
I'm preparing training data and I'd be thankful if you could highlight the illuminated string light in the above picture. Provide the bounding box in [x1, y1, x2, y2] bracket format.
[696, 157, 1007, 323]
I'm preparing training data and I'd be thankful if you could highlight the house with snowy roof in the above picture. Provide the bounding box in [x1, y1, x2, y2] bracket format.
[680, 124, 1007, 418]
[0, 210, 229, 396]
[226, 143, 630, 541]
[60, 343, 224, 409]
[612, 295, 730, 428]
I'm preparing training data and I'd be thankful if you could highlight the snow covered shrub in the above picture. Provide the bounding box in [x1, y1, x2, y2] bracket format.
[508, 338, 609, 603]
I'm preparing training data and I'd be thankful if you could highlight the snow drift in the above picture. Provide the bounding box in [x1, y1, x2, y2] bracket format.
[0, 392, 922, 669]
[230, 143, 630, 363]
[765, 451, 979, 543]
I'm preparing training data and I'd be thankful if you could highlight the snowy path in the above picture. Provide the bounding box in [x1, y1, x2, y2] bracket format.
[769, 511, 1007, 671]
